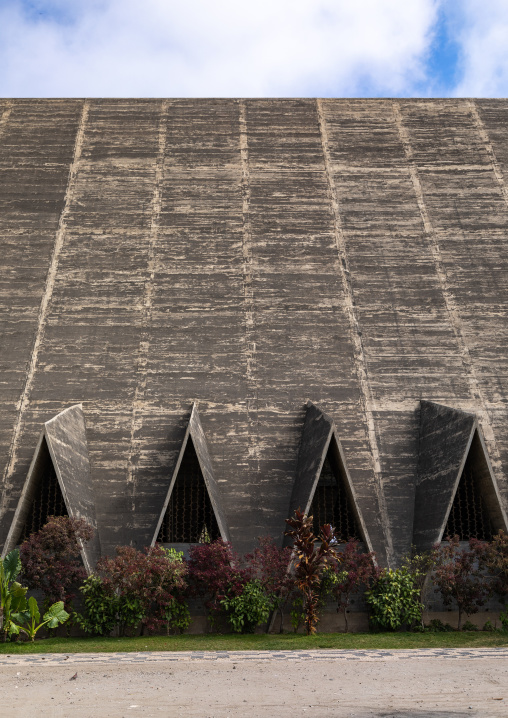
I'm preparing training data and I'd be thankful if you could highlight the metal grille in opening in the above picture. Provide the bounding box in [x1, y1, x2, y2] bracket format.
[310, 451, 361, 540]
[444, 454, 494, 541]
[157, 439, 220, 544]
[20, 440, 68, 542]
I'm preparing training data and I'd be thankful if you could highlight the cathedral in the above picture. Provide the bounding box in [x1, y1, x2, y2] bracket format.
[1, 99, 507, 574]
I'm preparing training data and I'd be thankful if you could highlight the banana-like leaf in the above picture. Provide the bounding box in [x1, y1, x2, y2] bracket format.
[28, 595, 40, 624]
[11, 582, 28, 612]
[11, 610, 30, 626]
[3, 549, 21, 584]
[8, 621, 20, 636]
[43, 601, 69, 629]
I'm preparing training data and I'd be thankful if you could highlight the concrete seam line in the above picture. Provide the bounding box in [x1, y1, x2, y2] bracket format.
[393, 100, 502, 477]
[0, 99, 90, 520]
[316, 98, 393, 565]
[127, 99, 170, 511]
[239, 99, 260, 468]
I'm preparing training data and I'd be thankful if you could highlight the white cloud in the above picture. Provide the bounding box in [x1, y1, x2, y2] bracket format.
[0, 0, 440, 96]
[451, 0, 508, 97]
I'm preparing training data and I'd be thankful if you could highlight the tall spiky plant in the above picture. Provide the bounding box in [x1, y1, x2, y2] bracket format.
[284, 509, 338, 635]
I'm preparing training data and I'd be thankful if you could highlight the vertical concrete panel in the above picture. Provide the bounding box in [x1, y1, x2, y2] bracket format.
[399, 99, 508, 515]
[0, 101, 83, 522]
[2, 100, 161, 555]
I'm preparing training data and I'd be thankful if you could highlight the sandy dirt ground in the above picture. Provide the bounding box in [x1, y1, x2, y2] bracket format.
[1, 653, 507, 718]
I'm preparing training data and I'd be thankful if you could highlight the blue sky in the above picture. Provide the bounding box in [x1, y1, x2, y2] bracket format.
[0, 0, 507, 96]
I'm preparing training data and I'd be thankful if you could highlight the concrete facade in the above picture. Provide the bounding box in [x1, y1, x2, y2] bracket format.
[1, 99, 508, 566]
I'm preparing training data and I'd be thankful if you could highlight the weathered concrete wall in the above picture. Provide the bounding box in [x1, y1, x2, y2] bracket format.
[1, 99, 508, 564]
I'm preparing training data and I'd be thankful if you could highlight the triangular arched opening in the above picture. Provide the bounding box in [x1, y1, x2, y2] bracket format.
[285, 402, 373, 551]
[2, 405, 101, 572]
[18, 436, 69, 543]
[414, 401, 508, 551]
[156, 436, 221, 545]
[443, 430, 497, 542]
[309, 439, 362, 541]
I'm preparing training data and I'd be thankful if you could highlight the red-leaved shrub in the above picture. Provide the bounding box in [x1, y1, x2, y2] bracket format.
[96, 545, 188, 635]
[433, 535, 491, 630]
[330, 538, 378, 632]
[20, 516, 93, 611]
[246, 536, 295, 632]
[188, 539, 250, 627]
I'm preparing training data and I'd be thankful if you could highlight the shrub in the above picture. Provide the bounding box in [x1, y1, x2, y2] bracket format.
[163, 597, 191, 635]
[289, 595, 305, 633]
[20, 516, 93, 611]
[433, 536, 491, 630]
[284, 509, 337, 635]
[366, 567, 422, 631]
[80, 545, 189, 636]
[462, 620, 479, 631]
[76, 575, 118, 637]
[473, 530, 508, 607]
[329, 539, 378, 632]
[426, 618, 454, 632]
[0, 549, 28, 642]
[188, 539, 249, 629]
[482, 619, 496, 632]
[246, 536, 295, 633]
[221, 580, 273, 633]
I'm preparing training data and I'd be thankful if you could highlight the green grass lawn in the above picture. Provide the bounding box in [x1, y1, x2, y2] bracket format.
[1, 631, 507, 654]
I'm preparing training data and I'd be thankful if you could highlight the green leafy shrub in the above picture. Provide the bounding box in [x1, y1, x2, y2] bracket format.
[482, 619, 496, 632]
[77, 575, 118, 637]
[0, 549, 28, 642]
[462, 620, 479, 631]
[366, 567, 422, 631]
[289, 595, 305, 633]
[160, 549, 190, 634]
[221, 580, 272, 633]
[499, 609, 508, 632]
[164, 597, 191, 635]
[426, 618, 455, 632]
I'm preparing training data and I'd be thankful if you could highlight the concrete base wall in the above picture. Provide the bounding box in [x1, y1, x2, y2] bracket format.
[181, 610, 505, 634]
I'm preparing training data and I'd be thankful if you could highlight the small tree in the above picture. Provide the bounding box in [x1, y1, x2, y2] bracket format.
[20, 516, 93, 611]
[284, 509, 337, 635]
[246, 536, 296, 633]
[330, 539, 378, 632]
[433, 536, 491, 630]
